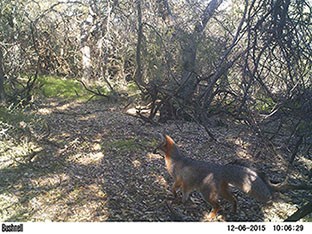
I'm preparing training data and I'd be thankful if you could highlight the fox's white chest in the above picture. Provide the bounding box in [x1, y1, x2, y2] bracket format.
[165, 156, 174, 176]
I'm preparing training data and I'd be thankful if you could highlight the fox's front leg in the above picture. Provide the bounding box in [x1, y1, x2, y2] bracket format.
[181, 185, 191, 203]
[172, 179, 182, 198]
[172, 179, 190, 203]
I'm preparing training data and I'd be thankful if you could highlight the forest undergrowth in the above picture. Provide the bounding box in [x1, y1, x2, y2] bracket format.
[0, 98, 311, 222]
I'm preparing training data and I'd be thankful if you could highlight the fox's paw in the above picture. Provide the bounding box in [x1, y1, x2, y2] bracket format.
[207, 212, 217, 221]
[205, 208, 220, 221]
[166, 194, 179, 203]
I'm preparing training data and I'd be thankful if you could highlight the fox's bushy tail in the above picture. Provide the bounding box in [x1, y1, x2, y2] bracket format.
[223, 164, 312, 203]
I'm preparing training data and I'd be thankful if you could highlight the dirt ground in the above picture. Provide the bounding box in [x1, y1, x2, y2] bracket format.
[0, 99, 311, 222]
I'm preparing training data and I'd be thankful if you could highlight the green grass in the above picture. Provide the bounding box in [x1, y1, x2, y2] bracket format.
[108, 137, 155, 153]
[0, 106, 43, 166]
[37, 75, 109, 101]
[5, 74, 139, 103]
[255, 97, 276, 113]
[109, 139, 138, 152]
[127, 82, 140, 93]
[0, 106, 33, 126]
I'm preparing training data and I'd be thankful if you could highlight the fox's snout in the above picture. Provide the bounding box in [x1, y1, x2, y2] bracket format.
[153, 133, 167, 153]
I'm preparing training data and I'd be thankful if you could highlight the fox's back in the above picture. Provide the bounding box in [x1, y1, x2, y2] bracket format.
[169, 154, 224, 189]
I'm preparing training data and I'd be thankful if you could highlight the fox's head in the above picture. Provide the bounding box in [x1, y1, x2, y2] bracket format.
[153, 134, 175, 154]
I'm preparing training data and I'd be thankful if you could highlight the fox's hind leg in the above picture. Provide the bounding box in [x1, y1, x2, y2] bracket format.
[205, 198, 220, 221]
[220, 182, 237, 213]
[200, 188, 220, 221]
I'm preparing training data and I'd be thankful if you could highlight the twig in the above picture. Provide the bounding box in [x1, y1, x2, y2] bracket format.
[76, 79, 109, 98]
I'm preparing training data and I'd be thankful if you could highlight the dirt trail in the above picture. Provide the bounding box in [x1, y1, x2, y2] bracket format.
[1, 99, 310, 221]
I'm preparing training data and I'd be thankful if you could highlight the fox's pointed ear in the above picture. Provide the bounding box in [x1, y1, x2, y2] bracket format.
[164, 135, 175, 147]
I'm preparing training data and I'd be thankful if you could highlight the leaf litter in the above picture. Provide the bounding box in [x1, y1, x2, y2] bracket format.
[0, 99, 311, 222]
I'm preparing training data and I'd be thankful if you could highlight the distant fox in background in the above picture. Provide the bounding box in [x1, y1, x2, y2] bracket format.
[154, 134, 310, 220]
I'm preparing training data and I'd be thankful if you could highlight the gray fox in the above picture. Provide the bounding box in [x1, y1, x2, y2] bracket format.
[154, 134, 310, 220]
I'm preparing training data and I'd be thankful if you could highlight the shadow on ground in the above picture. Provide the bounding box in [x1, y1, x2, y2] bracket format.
[0, 99, 311, 221]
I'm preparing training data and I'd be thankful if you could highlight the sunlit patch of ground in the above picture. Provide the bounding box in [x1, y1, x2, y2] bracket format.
[1, 99, 311, 222]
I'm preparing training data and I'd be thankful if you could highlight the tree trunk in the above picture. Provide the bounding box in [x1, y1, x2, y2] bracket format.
[80, 4, 95, 81]
[178, 0, 223, 101]
[0, 48, 6, 104]
[80, 45, 92, 81]
[178, 34, 198, 102]
[135, 0, 145, 88]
